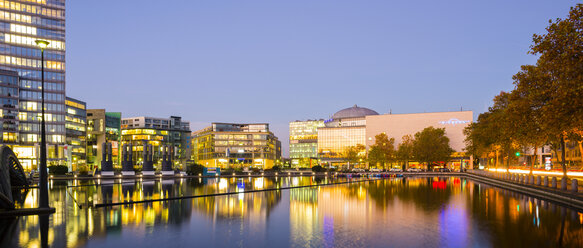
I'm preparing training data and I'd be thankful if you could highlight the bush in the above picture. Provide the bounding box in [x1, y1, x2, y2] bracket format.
[270, 165, 280, 171]
[186, 163, 204, 175]
[78, 165, 90, 176]
[311, 165, 324, 173]
[48, 165, 68, 175]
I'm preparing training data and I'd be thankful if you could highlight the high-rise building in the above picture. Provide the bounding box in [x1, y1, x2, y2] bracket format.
[0, 0, 67, 170]
[289, 119, 324, 168]
[192, 123, 281, 169]
[86, 109, 121, 170]
[64, 97, 85, 172]
[121, 116, 191, 169]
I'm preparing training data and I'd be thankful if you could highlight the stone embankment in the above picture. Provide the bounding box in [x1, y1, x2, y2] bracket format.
[466, 170, 583, 211]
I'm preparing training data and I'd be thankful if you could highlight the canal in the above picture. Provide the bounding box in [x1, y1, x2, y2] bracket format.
[2, 176, 583, 247]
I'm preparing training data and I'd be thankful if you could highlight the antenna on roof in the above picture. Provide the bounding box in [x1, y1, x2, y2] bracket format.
[460, 106, 463, 111]
[389, 109, 392, 115]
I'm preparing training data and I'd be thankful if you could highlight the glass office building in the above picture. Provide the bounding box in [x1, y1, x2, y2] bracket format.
[0, 0, 66, 170]
[192, 123, 281, 169]
[317, 105, 377, 159]
[65, 96, 85, 171]
[289, 119, 324, 168]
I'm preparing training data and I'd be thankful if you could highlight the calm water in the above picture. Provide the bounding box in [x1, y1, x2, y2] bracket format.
[2, 176, 583, 247]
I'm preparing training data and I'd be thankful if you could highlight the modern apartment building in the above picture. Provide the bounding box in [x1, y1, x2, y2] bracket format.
[192, 123, 281, 169]
[289, 119, 324, 168]
[0, 0, 67, 170]
[64, 96, 85, 171]
[121, 116, 191, 169]
[86, 109, 121, 170]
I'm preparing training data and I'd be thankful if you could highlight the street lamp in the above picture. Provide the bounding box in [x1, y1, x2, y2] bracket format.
[35, 39, 49, 209]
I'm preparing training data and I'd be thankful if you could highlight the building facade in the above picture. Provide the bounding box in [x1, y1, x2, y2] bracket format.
[0, 0, 67, 170]
[86, 109, 121, 170]
[65, 97, 85, 171]
[192, 123, 281, 169]
[289, 119, 324, 168]
[314, 105, 473, 168]
[121, 116, 191, 169]
[318, 105, 377, 160]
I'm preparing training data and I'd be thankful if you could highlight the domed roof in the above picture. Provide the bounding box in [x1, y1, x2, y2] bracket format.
[332, 105, 379, 119]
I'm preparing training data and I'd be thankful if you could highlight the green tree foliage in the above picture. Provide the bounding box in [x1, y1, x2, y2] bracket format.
[396, 134, 414, 170]
[344, 144, 366, 168]
[464, 92, 521, 172]
[529, 5, 583, 177]
[412, 127, 454, 170]
[464, 5, 583, 178]
[367, 133, 395, 169]
[508, 65, 547, 174]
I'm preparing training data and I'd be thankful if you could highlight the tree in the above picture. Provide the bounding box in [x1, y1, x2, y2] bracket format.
[367, 133, 395, 169]
[344, 144, 366, 169]
[508, 65, 548, 175]
[412, 127, 454, 171]
[529, 5, 583, 178]
[489, 92, 521, 173]
[396, 134, 414, 170]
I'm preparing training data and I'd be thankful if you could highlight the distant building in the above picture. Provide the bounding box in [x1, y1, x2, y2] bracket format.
[318, 105, 376, 163]
[86, 110, 121, 170]
[289, 119, 324, 168]
[316, 105, 473, 168]
[192, 123, 281, 169]
[65, 97, 86, 171]
[121, 116, 191, 169]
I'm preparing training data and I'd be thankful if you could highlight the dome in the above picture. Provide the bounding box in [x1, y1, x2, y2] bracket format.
[331, 105, 379, 119]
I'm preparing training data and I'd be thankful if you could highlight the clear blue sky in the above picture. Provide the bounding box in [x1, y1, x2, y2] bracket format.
[66, 1, 579, 156]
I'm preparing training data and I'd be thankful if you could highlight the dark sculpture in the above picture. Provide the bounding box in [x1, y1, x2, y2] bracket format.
[100, 142, 113, 172]
[121, 143, 134, 172]
[142, 142, 154, 172]
[0, 146, 30, 209]
[161, 145, 173, 171]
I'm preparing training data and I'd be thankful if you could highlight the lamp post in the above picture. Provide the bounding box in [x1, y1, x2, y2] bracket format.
[35, 39, 49, 209]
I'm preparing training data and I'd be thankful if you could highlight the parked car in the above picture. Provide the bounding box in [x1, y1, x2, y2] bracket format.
[433, 168, 451, 172]
[369, 168, 382, 173]
[407, 168, 422, 172]
[351, 168, 365, 173]
[389, 168, 403, 172]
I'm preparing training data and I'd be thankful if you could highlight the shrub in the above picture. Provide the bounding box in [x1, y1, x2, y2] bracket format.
[186, 163, 204, 175]
[270, 165, 280, 171]
[78, 165, 90, 176]
[48, 165, 68, 175]
[311, 165, 324, 173]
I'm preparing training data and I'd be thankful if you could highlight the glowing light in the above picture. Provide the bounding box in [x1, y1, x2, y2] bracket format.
[488, 168, 583, 177]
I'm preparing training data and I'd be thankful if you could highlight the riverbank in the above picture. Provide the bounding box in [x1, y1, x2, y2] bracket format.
[465, 170, 583, 212]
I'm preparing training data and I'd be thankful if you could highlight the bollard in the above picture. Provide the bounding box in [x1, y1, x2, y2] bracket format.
[572, 179, 578, 193]
[536, 176, 541, 186]
[551, 177, 557, 189]
[544, 176, 549, 187]
[561, 178, 567, 191]
[529, 175, 534, 184]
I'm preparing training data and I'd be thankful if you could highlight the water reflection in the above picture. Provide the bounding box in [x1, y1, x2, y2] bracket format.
[1, 176, 583, 247]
